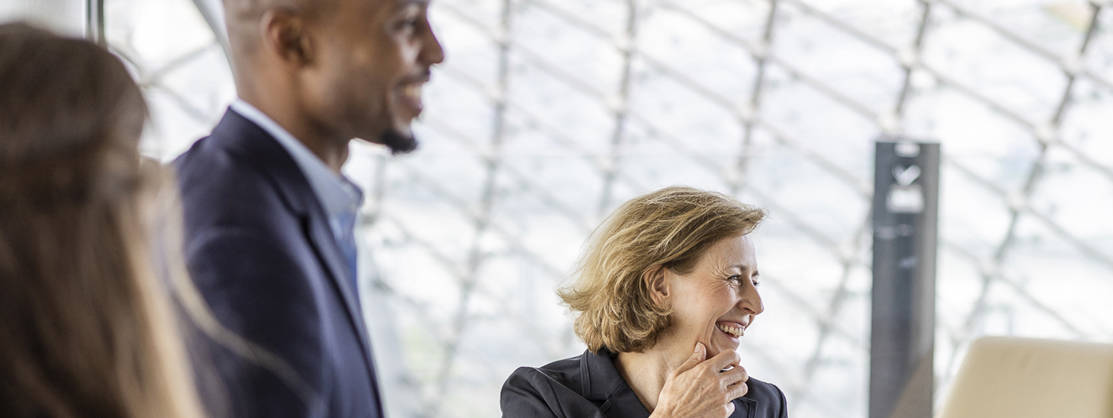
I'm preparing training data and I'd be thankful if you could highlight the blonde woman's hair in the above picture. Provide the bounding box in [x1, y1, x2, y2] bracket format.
[559, 186, 765, 353]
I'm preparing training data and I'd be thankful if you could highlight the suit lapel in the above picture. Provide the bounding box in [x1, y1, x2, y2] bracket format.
[303, 201, 378, 377]
[581, 349, 652, 417]
[211, 109, 379, 381]
[732, 398, 755, 418]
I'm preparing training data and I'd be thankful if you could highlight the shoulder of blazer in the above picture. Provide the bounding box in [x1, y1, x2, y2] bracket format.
[176, 109, 318, 220]
[514, 350, 624, 402]
[745, 376, 784, 400]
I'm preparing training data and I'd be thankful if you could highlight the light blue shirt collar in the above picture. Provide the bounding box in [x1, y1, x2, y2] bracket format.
[230, 99, 363, 241]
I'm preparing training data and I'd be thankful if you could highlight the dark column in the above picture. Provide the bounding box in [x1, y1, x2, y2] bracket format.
[870, 140, 940, 418]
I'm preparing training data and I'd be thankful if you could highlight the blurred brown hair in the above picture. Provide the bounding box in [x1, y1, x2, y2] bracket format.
[0, 22, 203, 418]
[559, 186, 765, 353]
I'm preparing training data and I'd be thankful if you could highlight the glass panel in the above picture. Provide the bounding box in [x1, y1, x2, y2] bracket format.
[0, 0, 85, 36]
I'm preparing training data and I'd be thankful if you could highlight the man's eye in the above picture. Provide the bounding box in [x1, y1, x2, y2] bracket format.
[394, 17, 419, 32]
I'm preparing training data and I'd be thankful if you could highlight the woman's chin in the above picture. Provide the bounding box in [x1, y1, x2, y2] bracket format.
[711, 329, 741, 354]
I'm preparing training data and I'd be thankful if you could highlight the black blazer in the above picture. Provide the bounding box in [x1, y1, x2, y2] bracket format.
[176, 109, 382, 417]
[501, 349, 787, 418]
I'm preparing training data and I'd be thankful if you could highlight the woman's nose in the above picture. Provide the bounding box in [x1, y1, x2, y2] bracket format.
[739, 284, 764, 316]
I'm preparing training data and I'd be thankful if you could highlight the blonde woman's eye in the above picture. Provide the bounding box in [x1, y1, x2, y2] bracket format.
[728, 275, 744, 285]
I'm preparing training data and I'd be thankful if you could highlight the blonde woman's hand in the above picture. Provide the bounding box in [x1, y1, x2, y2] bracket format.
[650, 343, 750, 418]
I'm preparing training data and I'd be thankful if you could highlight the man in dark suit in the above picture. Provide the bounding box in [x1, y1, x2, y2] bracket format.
[175, 0, 443, 416]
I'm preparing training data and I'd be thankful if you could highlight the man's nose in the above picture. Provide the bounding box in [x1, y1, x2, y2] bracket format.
[420, 26, 445, 66]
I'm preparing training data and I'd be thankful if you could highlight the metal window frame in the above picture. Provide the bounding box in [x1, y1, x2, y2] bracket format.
[85, 0, 104, 45]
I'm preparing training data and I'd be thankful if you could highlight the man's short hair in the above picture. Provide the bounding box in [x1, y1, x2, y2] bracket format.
[558, 186, 765, 353]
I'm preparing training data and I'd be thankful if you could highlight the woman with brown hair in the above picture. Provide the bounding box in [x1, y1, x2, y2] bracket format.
[0, 23, 204, 418]
[501, 186, 788, 418]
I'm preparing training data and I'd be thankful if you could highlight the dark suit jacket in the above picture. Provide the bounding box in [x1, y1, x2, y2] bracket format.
[501, 349, 787, 418]
[176, 109, 382, 417]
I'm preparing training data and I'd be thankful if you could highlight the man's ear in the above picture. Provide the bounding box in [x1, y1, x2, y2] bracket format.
[261, 8, 314, 66]
[643, 264, 671, 309]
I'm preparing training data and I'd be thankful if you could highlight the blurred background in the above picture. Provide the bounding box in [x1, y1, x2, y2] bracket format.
[4, 0, 1112, 417]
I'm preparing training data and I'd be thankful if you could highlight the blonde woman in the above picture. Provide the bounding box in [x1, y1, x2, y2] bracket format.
[0, 23, 203, 418]
[502, 186, 787, 418]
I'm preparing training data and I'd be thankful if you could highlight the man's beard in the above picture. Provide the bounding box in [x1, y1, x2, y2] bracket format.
[379, 128, 418, 155]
